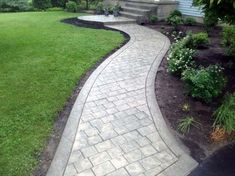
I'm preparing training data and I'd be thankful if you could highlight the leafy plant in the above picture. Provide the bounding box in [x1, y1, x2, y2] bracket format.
[167, 42, 195, 74]
[66, 0, 77, 12]
[182, 65, 227, 103]
[193, 0, 235, 25]
[203, 10, 218, 29]
[222, 25, 235, 55]
[95, 2, 103, 14]
[149, 15, 158, 24]
[169, 9, 182, 17]
[178, 116, 200, 134]
[33, 0, 51, 10]
[113, 3, 121, 16]
[167, 15, 183, 30]
[213, 93, 235, 132]
[184, 17, 196, 26]
[182, 103, 190, 112]
[191, 32, 209, 48]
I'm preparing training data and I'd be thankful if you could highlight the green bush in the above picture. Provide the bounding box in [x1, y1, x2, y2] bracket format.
[182, 65, 227, 103]
[204, 10, 218, 29]
[190, 32, 209, 48]
[149, 15, 158, 24]
[167, 15, 183, 30]
[66, 1, 77, 12]
[214, 93, 235, 132]
[222, 26, 235, 55]
[33, 0, 51, 9]
[167, 41, 195, 74]
[169, 9, 182, 17]
[95, 2, 103, 14]
[184, 17, 196, 26]
[46, 7, 63, 11]
[0, 0, 32, 12]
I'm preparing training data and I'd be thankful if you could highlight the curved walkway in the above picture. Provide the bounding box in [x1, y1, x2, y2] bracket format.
[47, 20, 197, 176]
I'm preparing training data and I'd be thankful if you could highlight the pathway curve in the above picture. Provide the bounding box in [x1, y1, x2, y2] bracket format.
[47, 21, 197, 176]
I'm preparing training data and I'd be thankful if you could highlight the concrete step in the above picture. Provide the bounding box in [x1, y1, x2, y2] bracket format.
[121, 7, 150, 16]
[119, 11, 143, 20]
[125, 2, 158, 10]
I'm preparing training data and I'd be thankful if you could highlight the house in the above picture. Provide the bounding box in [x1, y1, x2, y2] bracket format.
[104, 0, 204, 23]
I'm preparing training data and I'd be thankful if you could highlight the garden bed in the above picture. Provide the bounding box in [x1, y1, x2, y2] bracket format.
[147, 22, 235, 162]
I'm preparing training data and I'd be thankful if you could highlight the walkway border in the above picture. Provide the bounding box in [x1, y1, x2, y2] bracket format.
[145, 30, 198, 176]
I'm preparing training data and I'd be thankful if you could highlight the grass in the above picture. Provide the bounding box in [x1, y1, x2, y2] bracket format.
[0, 11, 125, 176]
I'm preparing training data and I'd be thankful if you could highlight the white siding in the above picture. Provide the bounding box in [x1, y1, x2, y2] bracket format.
[177, 0, 204, 17]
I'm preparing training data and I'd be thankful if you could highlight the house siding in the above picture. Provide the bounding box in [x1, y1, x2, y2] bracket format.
[177, 0, 204, 17]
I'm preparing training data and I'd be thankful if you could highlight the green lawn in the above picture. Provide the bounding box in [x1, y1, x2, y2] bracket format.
[0, 11, 124, 176]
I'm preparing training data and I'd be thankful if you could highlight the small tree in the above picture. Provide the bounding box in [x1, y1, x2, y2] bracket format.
[33, 0, 51, 9]
[193, 0, 235, 24]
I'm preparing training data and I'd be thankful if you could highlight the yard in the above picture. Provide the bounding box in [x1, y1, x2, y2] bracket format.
[0, 11, 125, 176]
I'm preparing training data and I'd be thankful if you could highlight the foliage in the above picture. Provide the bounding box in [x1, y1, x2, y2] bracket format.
[167, 15, 183, 30]
[214, 93, 235, 132]
[169, 9, 182, 17]
[191, 32, 209, 48]
[0, 11, 125, 176]
[203, 10, 218, 29]
[193, 0, 235, 25]
[95, 2, 103, 14]
[149, 15, 158, 24]
[222, 25, 235, 55]
[66, 1, 77, 12]
[46, 7, 63, 11]
[167, 10, 183, 29]
[167, 40, 195, 74]
[182, 65, 227, 103]
[178, 116, 200, 134]
[50, 0, 66, 8]
[184, 17, 196, 26]
[211, 126, 227, 142]
[0, 0, 32, 12]
[112, 3, 121, 16]
[33, 0, 51, 9]
[182, 103, 190, 112]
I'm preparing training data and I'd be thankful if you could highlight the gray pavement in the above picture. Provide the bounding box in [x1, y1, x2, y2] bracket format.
[47, 16, 198, 176]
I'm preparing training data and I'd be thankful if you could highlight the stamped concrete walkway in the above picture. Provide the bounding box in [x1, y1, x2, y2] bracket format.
[47, 16, 198, 176]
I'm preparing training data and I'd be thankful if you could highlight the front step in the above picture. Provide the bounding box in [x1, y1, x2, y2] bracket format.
[119, 11, 143, 20]
[121, 7, 149, 16]
[119, 2, 158, 24]
[125, 2, 158, 10]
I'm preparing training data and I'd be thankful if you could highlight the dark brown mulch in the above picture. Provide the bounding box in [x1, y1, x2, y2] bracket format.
[147, 22, 235, 162]
[33, 18, 130, 176]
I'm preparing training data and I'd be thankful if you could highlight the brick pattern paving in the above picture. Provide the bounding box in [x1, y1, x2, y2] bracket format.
[63, 24, 179, 176]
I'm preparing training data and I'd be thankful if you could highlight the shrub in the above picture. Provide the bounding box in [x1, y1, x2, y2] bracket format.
[182, 65, 227, 103]
[203, 10, 218, 29]
[66, 1, 77, 12]
[214, 93, 235, 132]
[169, 9, 182, 17]
[190, 32, 209, 48]
[149, 15, 158, 24]
[167, 42, 195, 74]
[95, 2, 103, 14]
[46, 7, 63, 11]
[222, 26, 235, 55]
[0, 0, 32, 12]
[184, 17, 196, 26]
[33, 0, 51, 9]
[167, 15, 183, 30]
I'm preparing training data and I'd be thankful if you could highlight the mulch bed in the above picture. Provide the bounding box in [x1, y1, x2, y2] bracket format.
[146, 22, 235, 162]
